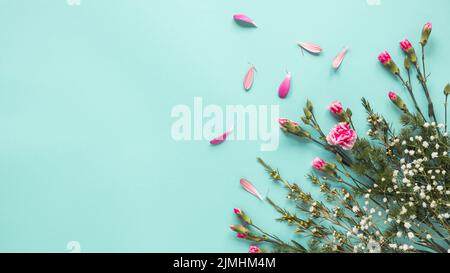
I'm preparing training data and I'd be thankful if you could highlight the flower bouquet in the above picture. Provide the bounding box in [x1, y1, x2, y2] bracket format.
[230, 23, 450, 253]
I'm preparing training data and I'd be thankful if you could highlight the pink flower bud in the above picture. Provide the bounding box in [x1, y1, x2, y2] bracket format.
[421, 22, 432, 46]
[378, 51, 392, 64]
[388, 92, 398, 101]
[278, 118, 299, 127]
[400, 39, 413, 52]
[328, 101, 343, 115]
[311, 157, 326, 171]
[233, 208, 242, 215]
[249, 246, 262, 253]
[237, 233, 247, 239]
[229, 224, 236, 231]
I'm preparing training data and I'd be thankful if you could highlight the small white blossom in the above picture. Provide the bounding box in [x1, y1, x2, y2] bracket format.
[389, 243, 398, 249]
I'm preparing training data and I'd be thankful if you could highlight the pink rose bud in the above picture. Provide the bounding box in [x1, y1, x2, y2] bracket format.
[378, 51, 391, 64]
[328, 101, 343, 115]
[234, 208, 242, 215]
[400, 39, 413, 52]
[388, 92, 398, 101]
[423, 22, 432, 31]
[311, 157, 326, 171]
[249, 246, 262, 253]
[326, 122, 358, 150]
[237, 233, 247, 239]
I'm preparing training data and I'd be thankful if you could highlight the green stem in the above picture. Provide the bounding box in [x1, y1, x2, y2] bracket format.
[445, 95, 448, 132]
[422, 45, 427, 83]
[414, 63, 437, 123]
[397, 74, 426, 120]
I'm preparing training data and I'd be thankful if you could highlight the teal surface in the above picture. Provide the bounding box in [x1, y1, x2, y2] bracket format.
[0, 0, 449, 252]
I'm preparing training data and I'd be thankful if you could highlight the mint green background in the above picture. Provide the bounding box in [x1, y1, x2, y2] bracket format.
[0, 0, 449, 252]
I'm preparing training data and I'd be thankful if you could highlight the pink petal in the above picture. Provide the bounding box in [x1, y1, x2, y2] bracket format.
[278, 72, 291, 99]
[240, 178, 263, 200]
[332, 47, 348, 70]
[210, 129, 232, 145]
[233, 14, 257, 27]
[243, 65, 255, 91]
[298, 42, 322, 54]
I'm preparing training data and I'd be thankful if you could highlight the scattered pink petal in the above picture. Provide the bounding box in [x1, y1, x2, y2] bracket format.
[233, 14, 257, 27]
[332, 47, 348, 70]
[278, 72, 291, 99]
[240, 178, 263, 200]
[298, 42, 322, 54]
[243, 65, 255, 91]
[210, 129, 233, 145]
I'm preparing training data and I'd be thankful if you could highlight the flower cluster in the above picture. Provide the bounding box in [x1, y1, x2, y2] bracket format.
[230, 23, 450, 253]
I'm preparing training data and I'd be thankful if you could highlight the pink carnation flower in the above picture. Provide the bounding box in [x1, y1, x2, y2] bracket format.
[328, 101, 343, 115]
[249, 246, 262, 253]
[400, 39, 413, 52]
[326, 122, 357, 150]
[311, 158, 326, 171]
[233, 208, 242, 215]
[378, 51, 391, 64]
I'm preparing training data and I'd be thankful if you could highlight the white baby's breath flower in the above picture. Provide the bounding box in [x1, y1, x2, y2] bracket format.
[389, 243, 398, 249]
[407, 232, 414, 239]
[400, 206, 407, 215]
[430, 201, 437, 208]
